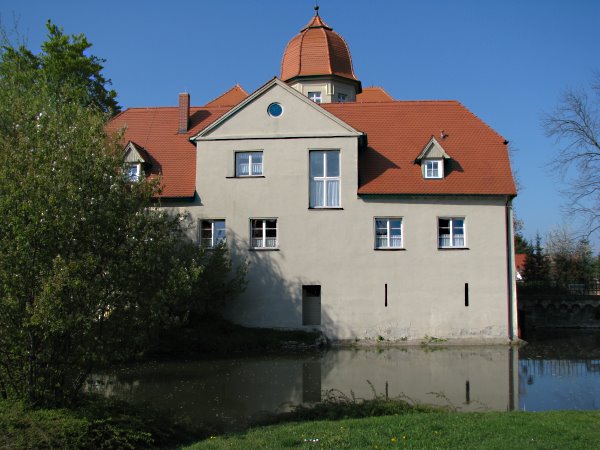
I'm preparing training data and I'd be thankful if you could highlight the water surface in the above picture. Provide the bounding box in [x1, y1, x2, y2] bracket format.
[87, 330, 600, 431]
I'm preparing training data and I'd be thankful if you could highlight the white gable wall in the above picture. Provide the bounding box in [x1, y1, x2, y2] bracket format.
[198, 82, 358, 140]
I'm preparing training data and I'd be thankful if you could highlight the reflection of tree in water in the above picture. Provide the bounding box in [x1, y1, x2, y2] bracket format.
[518, 330, 600, 409]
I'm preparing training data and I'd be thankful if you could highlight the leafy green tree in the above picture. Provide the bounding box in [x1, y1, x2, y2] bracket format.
[0, 25, 243, 407]
[0, 20, 119, 115]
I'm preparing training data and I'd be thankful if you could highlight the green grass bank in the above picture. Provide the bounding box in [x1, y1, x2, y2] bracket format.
[185, 410, 600, 449]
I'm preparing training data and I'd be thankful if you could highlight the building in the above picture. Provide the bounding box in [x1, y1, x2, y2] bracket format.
[109, 7, 518, 342]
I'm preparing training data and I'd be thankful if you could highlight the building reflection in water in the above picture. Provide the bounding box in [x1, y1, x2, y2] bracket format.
[86, 346, 518, 431]
[320, 347, 517, 412]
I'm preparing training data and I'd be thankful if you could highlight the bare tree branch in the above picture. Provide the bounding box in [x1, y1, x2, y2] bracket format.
[544, 73, 600, 238]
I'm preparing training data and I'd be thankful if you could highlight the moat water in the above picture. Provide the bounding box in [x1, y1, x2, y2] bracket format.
[87, 329, 600, 431]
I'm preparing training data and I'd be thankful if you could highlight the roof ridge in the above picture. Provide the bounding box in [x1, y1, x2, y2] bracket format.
[456, 100, 507, 144]
[322, 27, 333, 76]
[204, 84, 248, 106]
[123, 105, 233, 112]
[326, 100, 463, 106]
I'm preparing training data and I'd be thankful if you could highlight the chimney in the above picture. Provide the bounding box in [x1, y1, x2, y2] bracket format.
[178, 92, 190, 134]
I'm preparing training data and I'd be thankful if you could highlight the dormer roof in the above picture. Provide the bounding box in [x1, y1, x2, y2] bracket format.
[415, 136, 452, 162]
[123, 141, 151, 164]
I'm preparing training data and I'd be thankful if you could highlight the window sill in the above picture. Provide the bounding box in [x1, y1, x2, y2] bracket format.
[226, 175, 266, 179]
[438, 247, 469, 251]
[308, 207, 344, 211]
[374, 248, 406, 251]
[249, 248, 280, 251]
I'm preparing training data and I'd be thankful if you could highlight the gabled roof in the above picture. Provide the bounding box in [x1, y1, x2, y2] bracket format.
[106, 105, 230, 198]
[124, 140, 151, 164]
[415, 136, 451, 162]
[322, 101, 516, 196]
[107, 89, 516, 198]
[204, 84, 249, 107]
[191, 78, 361, 141]
[356, 87, 394, 103]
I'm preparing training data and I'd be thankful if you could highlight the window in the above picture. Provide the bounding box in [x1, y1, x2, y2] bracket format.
[126, 163, 141, 181]
[200, 219, 226, 248]
[337, 93, 348, 102]
[236, 151, 263, 176]
[375, 218, 402, 249]
[251, 219, 277, 249]
[308, 91, 322, 103]
[438, 218, 465, 248]
[309, 150, 340, 208]
[267, 102, 283, 117]
[424, 160, 443, 179]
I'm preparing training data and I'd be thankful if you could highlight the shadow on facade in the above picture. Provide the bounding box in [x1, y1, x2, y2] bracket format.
[224, 231, 338, 335]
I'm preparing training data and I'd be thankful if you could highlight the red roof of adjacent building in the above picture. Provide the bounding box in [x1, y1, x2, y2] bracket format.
[515, 253, 527, 272]
[356, 87, 394, 103]
[106, 106, 230, 198]
[322, 100, 517, 196]
[280, 12, 359, 84]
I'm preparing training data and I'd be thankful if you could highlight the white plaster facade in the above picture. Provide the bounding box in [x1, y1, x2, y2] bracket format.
[164, 79, 519, 343]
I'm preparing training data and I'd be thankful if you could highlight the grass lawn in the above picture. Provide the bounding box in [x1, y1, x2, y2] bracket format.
[184, 410, 600, 449]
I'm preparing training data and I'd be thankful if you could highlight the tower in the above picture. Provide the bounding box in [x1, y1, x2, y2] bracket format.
[280, 5, 362, 103]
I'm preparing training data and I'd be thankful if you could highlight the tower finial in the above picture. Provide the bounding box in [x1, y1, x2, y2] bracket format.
[314, 0, 319, 15]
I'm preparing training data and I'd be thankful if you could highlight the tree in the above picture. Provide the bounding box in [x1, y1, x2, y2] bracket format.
[0, 20, 119, 116]
[522, 233, 551, 285]
[544, 225, 597, 287]
[543, 73, 600, 235]
[514, 232, 532, 254]
[0, 25, 243, 407]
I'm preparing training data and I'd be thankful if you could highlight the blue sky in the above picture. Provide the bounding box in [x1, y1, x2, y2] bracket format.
[2, 0, 599, 245]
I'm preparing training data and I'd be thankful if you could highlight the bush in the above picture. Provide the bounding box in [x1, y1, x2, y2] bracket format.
[0, 396, 205, 449]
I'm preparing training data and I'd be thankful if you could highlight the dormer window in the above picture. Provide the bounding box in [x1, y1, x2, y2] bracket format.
[123, 141, 150, 182]
[424, 160, 443, 179]
[308, 91, 322, 103]
[126, 163, 142, 181]
[415, 137, 451, 180]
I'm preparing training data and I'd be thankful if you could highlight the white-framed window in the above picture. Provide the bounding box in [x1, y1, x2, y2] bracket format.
[251, 219, 277, 249]
[200, 219, 226, 248]
[438, 217, 466, 248]
[236, 151, 263, 176]
[375, 218, 403, 249]
[309, 150, 340, 208]
[337, 93, 348, 102]
[126, 163, 141, 181]
[423, 159, 443, 179]
[308, 91, 322, 103]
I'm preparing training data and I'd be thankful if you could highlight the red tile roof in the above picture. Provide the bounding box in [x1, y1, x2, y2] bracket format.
[356, 87, 394, 102]
[108, 93, 516, 199]
[280, 13, 359, 84]
[322, 101, 517, 196]
[205, 84, 249, 107]
[106, 106, 230, 198]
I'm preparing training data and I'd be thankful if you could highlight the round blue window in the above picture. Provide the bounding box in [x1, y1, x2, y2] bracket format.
[267, 102, 283, 117]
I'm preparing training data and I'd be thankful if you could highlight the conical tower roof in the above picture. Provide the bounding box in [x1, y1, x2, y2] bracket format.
[280, 8, 360, 85]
